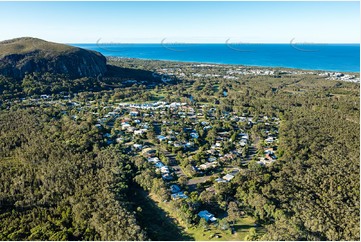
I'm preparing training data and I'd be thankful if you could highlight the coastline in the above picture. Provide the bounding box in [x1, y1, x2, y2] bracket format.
[71, 43, 360, 73]
[107, 56, 360, 75]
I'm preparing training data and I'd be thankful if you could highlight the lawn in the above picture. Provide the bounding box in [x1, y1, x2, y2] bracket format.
[148, 90, 166, 101]
[186, 216, 262, 241]
[149, 193, 263, 241]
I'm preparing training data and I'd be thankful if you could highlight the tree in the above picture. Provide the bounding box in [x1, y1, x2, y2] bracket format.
[178, 176, 188, 188]
[245, 227, 257, 241]
[218, 218, 230, 231]
[198, 218, 209, 231]
[227, 201, 240, 226]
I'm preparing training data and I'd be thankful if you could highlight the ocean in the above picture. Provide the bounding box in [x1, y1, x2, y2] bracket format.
[71, 43, 360, 73]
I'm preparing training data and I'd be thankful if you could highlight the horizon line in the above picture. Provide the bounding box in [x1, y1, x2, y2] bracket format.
[68, 42, 360, 45]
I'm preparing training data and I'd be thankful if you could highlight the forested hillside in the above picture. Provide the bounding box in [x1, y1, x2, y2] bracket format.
[232, 90, 360, 240]
[0, 109, 146, 240]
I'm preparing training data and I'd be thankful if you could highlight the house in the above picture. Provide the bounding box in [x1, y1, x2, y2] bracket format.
[160, 166, 170, 174]
[133, 144, 143, 150]
[157, 135, 167, 141]
[208, 157, 217, 162]
[206, 186, 216, 193]
[258, 157, 274, 166]
[116, 137, 124, 143]
[216, 136, 224, 141]
[191, 165, 201, 173]
[130, 111, 139, 117]
[171, 191, 188, 200]
[239, 117, 247, 122]
[121, 123, 131, 130]
[239, 133, 249, 140]
[265, 136, 274, 143]
[203, 125, 212, 130]
[239, 139, 247, 147]
[162, 173, 174, 181]
[174, 142, 184, 148]
[199, 162, 218, 170]
[218, 131, 229, 137]
[215, 178, 227, 183]
[107, 111, 117, 117]
[222, 174, 235, 182]
[265, 148, 276, 159]
[147, 157, 160, 163]
[141, 123, 149, 129]
[190, 132, 199, 139]
[265, 153, 273, 160]
[170, 184, 181, 194]
[220, 153, 236, 162]
[142, 148, 157, 157]
[155, 162, 165, 168]
[134, 129, 145, 135]
[40, 94, 49, 99]
[198, 210, 217, 222]
[126, 127, 135, 133]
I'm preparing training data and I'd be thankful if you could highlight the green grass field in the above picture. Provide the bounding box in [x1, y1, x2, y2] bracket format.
[149, 193, 263, 241]
[186, 216, 261, 241]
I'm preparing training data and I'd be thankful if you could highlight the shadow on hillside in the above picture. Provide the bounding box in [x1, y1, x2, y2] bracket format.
[105, 65, 158, 81]
[102, 65, 180, 87]
[131, 187, 194, 241]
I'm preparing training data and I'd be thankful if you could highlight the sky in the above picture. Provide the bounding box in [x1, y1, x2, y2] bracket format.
[0, 1, 359, 44]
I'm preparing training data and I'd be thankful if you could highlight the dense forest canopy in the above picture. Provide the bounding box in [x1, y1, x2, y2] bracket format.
[0, 109, 146, 240]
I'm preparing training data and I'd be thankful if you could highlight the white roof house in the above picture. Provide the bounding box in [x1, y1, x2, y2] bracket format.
[160, 166, 170, 174]
[215, 178, 227, 183]
[239, 139, 247, 147]
[199, 162, 218, 170]
[130, 111, 139, 116]
[148, 157, 160, 163]
[121, 123, 131, 130]
[134, 130, 145, 135]
[190, 132, 199, 139]
[222, 174, 235, 182]
[265, 137, 274, 143]
[133, 144, 143, 150]
[157, 135, 167, 141]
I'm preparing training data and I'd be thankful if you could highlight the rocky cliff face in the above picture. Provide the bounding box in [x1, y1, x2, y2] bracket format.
[0, 37, 107, 79]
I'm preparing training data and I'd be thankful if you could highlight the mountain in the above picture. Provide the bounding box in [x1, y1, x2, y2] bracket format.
[0, 37, 107, 79]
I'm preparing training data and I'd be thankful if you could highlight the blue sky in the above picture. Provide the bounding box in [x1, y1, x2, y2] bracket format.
[0, 1, 359, 43]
